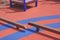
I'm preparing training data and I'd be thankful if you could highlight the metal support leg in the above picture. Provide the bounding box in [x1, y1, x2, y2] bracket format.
[24, 0, 26, 11]
[28, 22, 60, 34]
[28, 22, 40, 32]
[35, 0, 38, 7]
[36, 27, 40, 32]
[16, 25, 20, 30]
[10, 0, 12, 8]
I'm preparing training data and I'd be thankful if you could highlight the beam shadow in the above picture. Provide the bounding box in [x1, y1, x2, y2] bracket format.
[0, 4, 34, 13]
[0, 22, 25, 32]
[0, 23, 60, 40]
[26, 29, 60, 40]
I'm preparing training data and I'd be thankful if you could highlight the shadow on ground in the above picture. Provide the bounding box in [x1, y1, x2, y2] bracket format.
[0, 22, 25, 32]
[0, 22, 60, 40]
[0, 4, 34, 13]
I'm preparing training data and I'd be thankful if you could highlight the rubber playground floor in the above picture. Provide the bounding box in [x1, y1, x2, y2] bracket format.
[0, 0, 60, 40]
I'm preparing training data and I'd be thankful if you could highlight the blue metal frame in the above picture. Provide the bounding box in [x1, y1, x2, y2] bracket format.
[24, 0, 26, 11]
[10, 0, 38, 11]
[10, 0, 12, 8]
[35, 0, 38, 7]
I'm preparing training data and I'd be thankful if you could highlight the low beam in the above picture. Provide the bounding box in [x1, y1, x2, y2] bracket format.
[0, 17, 26, 30]
[28, 22, 60, 34]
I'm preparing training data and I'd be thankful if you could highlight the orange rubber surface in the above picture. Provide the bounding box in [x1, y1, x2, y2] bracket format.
[0, 0, 60, 40]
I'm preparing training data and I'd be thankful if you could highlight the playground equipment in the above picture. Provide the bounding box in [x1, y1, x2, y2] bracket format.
[0, 0, 7, 8]
[0, 17, 60, 34]
[28, 22, 60, 34]
[10, 0, 38, 11]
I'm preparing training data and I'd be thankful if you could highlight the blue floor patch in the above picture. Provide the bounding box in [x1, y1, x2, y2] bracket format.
[0, 15, 60, 31]
[0, 24, 14, 31]
[1, 23, 60, 40]
[1, 27, 41, 40]
[45, 22, 60, 28]
[18, 15, 60, 24]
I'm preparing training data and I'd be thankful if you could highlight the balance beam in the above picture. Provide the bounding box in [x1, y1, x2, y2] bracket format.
[0, 17, 26, 29]
[28, 22, 60, 34]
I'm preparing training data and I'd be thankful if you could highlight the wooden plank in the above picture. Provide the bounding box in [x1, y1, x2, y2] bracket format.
[28, 22, 60, 34]
[0, 17, 26, 29]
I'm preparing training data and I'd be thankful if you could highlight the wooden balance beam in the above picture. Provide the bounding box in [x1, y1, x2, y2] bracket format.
[28, 22, 60, 34]
[0, 17, 26, 30]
